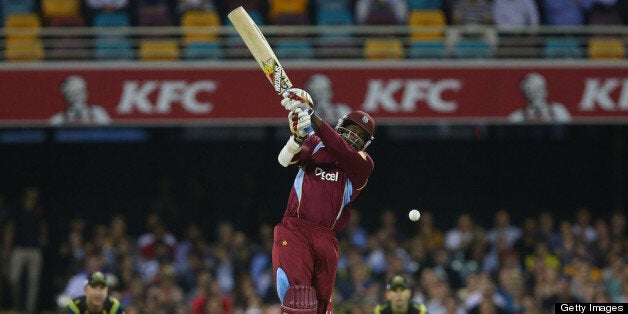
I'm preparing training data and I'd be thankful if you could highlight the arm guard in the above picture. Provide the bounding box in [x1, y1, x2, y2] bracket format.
[278, 136, 303, 167]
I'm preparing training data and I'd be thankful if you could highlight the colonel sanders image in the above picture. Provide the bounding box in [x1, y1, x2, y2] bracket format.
[508, 72, 571, 123]
[50, 75, 111, 125]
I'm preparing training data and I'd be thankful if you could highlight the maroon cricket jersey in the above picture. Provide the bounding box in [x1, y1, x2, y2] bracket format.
[284, 122, 374, 233]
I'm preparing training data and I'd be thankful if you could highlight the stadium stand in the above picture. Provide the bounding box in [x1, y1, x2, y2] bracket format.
[315, 0, 352, 13]
[183, 41, 224, 60]
[408, 9, 446, 40]
[5, 37, 44, 61]
[587, 37, 626, 59]
[3, 12, 44, 61]
[363, 38, 404, 59]
[92, 11, 133, 60]
[136, 0, 174, 26]
[47, 14, 86, 27]
[452, 39, 494, 59]
[316, 9, 353, 25]
[92, 11, 131, 27]
[41, 0, 82, 22]
[275, 39, 315, 59]
[268, 0, 309, 24]
[4, 12, 41, 40]
[0, 0, 626, 61]
[181, 10, 221, 43]
[543, 38, 583, 59]
[1, 0, 36, 26]
[407, 0, 443, 10]
[407, 40, 448, 59]
[94, 37, 134, 60]
[139, 39, 180, 61]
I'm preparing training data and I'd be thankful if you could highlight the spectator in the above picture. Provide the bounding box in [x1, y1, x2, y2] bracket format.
[513, 217, 539, 260]
[190, 270, 233, 314]
[571, 207, 597, 244]
[452, 0, 493, 25]
[3, 186, 48, 314]
[85, 0, 130, 24]
[435, 247, 463, 289]
[537, 211, 561, 250]
[355, 0, 408, 24]
[86, 0, 130, 13]
[444, 213, 475, 253]
[176, 0, 215, 21]
[145, 264, 186, 313]
[492, 0, 540, 27]
[463, 273, 508, 313]
[602, 254, 624, 302]
[586, 0, 623, 25]
[487, 210, 522, 249]
[524, 242, 560, 273]
[542, 0, 587, 25]
[138, 213, 177, 260]
[173, 222, 208, 288]
[609, 211, 625, 240]
[249, 223, 275, 303]
[422, 269, 454, 313]
[411, 211, 444, 253]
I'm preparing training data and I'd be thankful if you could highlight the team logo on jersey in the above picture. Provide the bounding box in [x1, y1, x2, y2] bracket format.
[315, 167, 339, 181]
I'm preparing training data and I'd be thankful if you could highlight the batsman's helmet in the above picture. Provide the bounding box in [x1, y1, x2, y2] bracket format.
[335, 110, 375, 150]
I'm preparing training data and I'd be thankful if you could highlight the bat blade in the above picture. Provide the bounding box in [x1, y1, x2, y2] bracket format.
[228, 6, 293, 95]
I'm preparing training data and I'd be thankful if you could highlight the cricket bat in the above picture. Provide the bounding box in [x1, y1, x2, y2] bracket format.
[228, 6, 293, 95]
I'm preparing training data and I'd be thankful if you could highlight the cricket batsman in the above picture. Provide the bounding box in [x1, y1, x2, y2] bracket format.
[273, 87, 375, 314]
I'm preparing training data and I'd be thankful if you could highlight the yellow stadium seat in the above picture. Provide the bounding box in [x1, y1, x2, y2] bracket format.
[364, 38, 405, 59]
[139, 40, 180, 61]
[5, 39, 45, 61]
[4, 13, 41, 40]
[269, 0, 308, 20]
[408, 9, 446, 40]
[181, 10, 221, 43]
[587, 38, 625, 59]
[41, 0, 81, 18]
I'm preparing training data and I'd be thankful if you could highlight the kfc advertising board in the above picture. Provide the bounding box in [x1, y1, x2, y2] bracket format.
[1, 62, 627, 126]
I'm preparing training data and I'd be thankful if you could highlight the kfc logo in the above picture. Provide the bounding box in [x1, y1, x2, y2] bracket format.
[361, 79, 461, 113]
[579, 78, 628, 111]
[117, 80, 216, 114]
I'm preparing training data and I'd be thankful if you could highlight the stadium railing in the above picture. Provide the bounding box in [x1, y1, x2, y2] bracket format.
[0, 24, 627, 61]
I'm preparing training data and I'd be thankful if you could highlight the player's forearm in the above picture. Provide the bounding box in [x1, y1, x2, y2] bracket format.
[278, 136, 302, 167]
[311, 113, 323, 130]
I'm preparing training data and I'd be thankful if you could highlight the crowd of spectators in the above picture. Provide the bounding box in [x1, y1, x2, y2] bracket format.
[2, 0, 627, 62]
[0, 184, 626, 313]
[3, 0, 627, 29]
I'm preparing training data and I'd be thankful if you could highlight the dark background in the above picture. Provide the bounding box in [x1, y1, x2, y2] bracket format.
[1, 124, 625, 236]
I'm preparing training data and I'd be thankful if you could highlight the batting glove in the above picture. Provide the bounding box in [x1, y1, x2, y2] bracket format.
[281, 88, 314, 111]
[289, 108, 313, 142]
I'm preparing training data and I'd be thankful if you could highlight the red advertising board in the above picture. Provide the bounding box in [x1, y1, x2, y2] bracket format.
[1, 62, 627, 126]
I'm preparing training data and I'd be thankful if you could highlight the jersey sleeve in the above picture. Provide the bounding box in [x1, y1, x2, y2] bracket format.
[373, 303, 385, 314]
[291, 135, 320, 166]
[315, 121, 374, 188]
[65, 300, 81, 314]
[108, 296, 125, 314]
